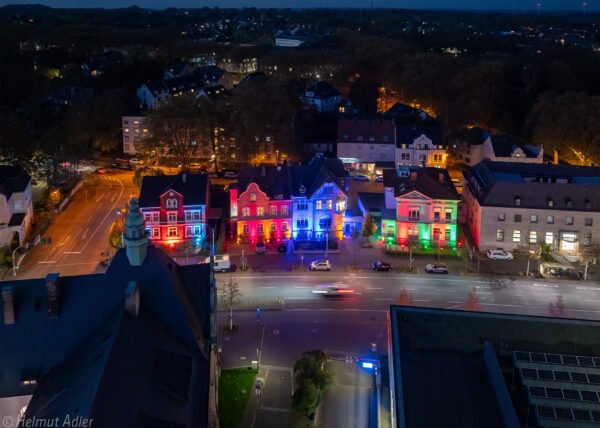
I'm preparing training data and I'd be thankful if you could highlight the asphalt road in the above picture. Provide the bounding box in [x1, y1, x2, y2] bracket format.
[11, 171, 136, 280]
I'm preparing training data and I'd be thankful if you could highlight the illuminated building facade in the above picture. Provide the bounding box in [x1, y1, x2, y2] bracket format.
[138, 173, 209, 247]
[382, 167, 459, 248]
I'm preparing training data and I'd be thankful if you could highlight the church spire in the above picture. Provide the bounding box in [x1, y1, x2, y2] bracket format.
[124, 198, 148, 266]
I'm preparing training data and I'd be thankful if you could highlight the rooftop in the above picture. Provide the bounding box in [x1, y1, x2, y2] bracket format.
[139, 173, 208, 208]
[396, 123, 444, 148]
[383, 167, 459, 200]
[0, 165, 30, 199]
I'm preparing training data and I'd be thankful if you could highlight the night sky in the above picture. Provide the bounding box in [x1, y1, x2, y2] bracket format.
[0, 0, 598, 10]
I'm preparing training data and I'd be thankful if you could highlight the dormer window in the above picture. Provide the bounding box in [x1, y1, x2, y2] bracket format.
[585, 199, 592, 210]
[566, 199, 573, 209]
[547, 198, 554, 208]
[514, 196, 521, 206]
[166, 198, 178, 209]
[250, 193, 257, 202]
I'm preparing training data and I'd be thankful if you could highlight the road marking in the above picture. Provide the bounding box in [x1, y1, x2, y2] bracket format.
[110, 194, 116, 202]
[285, 297, 312, 300]
[446, 301, 463, 304]
[414, 299, 431, 302]
[478, 292, 493, 295]
[293, 286, 310, 289]
[365, 287, 383, 290]
[533, 283, 559, 288]
[58, 235, 71, 247]
[258, 286, 276, 289]
[87, 215, 93, 222]
[585, 299, 600, 303]
[405, 288, 419, 291]
[95, 193, 105, 202]
[81, 227, 90, 240]
[433, 289, 456, 292]
[63, 251, 81, 255]
[374, 298, 394, 301]
[577, 286, 600, 291]
[38, 261, 57, 264]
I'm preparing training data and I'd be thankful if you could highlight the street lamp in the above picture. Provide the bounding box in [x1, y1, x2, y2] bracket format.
[116, 211, 124, 248]
[325, 232, 329, 258]
[12, 243, 31, 277]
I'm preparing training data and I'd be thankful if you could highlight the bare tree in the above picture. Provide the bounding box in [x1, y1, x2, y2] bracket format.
[549, 294, 567, 317]
[219, 275, 242, 331]
[463, 287, 481, 311]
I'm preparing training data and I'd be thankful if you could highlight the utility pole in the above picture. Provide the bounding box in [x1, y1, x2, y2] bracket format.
[325, 232, 329, 259]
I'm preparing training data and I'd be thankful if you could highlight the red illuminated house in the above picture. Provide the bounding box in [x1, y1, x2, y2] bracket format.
[234, 165, 292, 242]
[138, 172, 209, 247]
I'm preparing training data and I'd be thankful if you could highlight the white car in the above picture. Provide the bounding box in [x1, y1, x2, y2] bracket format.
[223, 171, 239, 179]
[310, 259, 332, 271]
[202, 254, 231, 272]
[255, 241, 266, 254]
[312, 284, 354, 296]
[129, 158, 144, 165]
[425, 263, 449, 274]
[353, 174, 370, 182]
[487, 249, 514, 260]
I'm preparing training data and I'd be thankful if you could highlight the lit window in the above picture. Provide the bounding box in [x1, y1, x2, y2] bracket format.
[282, 222, 288, 232]
[281, 206, 289, 215]
[193, 211, 201, 221]
[257, 223, 264, 233]
[514, 197, 521, 206]
[193, 226, 201, 235]
[409, 209, 419, 221]
[297, 218, 308, 228]
[152, 213, 159, 223]
[530, 215, 538, 223]
[433, 208, 441, 222]
[566, 199, 573, 209]
[168, 227, 178, 237]
[257, 207, 265, 217]
[529, 231, 537, 244]
[185, 226, 193, 237]
[583, 233, 592, 246]
[326, 200, 333, 210]
[166, 198, 178, 209]
[496, 229, 504, 241]
[547, 198, 553, 208]
[243, 224, 250, 234]
[319, 217, 332, 229]
[250, 193, 257, 202]
[124, 128, 129, 133]
[335, 200, 345, 212]
[144, 214, 151, 223]
[270, 206, 277, 216]
[545, 232, 553, 245]
[547, 216, 554, 224]
[270, 223, 277, 232]
[512, 230, 521, 243]
[152, 228, 160, 238]
[242, 208, 250, 217]
[316, 200, 323, 210]
[498, 213, 505, 222]
[566, 217, 574, 225]
[185, 211, 192, 221]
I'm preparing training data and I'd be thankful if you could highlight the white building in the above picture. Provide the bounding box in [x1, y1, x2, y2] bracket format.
[136, 82, 169, 110]
[300, 81, 341, 113]
[0, 166, 33, 249]
[337, 118, 396, 168]
[482, 134, 544, 163]
[395, 124, 447, 168]
[275, 33, 307, 47]
[122, 116, 149, 155]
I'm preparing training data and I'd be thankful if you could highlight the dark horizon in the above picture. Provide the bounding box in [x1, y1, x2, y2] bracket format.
[1, 0, 599, 11]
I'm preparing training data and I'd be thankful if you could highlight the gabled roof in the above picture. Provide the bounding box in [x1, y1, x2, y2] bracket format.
[289, 157, 348, 198]
[486, 134, 541, 158]
[338, 118, 395, 145]
[449, 126, 489, 145]
[0, 247, 212, 427]
[237, 165, 291, 200]
[305, 81, 340, 99]
[145, 80, 169, 96]
[139, 174, 208, 208]
[0, 165, 30, 199]
[396, 124, 444, 148]
[384, 102, 433, 123]
[384, 167, 459, 201]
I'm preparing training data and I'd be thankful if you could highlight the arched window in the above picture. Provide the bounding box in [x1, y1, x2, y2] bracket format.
[166, 198, 178, 209]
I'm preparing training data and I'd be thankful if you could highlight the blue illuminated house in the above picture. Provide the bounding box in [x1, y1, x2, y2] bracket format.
[289, 156, 349, 241]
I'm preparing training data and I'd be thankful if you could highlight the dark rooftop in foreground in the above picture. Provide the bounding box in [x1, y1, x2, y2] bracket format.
[389, 306, 600, 428]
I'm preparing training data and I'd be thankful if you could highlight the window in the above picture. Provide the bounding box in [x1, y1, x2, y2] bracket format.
[433, 208, 441, 222]
[585, 199, 592, 210]
[297, 200, 308, 210]
[529, 231, 538, 244]
[514, 197, 521, 206]
[296, 218, 308, 228]
[514, 214, 522, 223]
[585, 218, 593, 226]
[512, 230, 521, 243]
[282, 222, 288, 232]
[242, 207, 250, 217]
[566, 217, 574, 225]
[168, 212, 177, 223]
[496, 229, 505, 242]
[401, 153, 410, 160]
[445, 228, 452, 241]
[168, 227, 178, 237]
[319, 217, 332, 229]
[408, 227, 419, 237]
[193, 226, 201, 235]
[409, 209, 419, 221]
[583, 233, 592, 246]
[270, 223, 277, 232]
[250, 193, 257, 202]
[152, 228, 160, 238]
[433, 228, 441, 241]
[445, 209, 452, 222]
[185, 226, 193, 237]
[243, 224, 250, 234]
[383, 135, 389, 142]
[326, 200, 333, 210]
[547, 198, 553, 208]
[369, 136, 375, 141]
[530, 215, 538, 223]
[185, 211, 193, 221]
[257, 207, 264, 217]
[193, 211, 201, 221]
[257, 223, 264, 233]
[547, 215, 554, 224]
[281, 206, 289, 216]
[152, 213, 159, 223]
[144, 214, 151, 223]
[545, 232, 553, 245]
[498, 213, 505, 222]
[270, 206, 277, 216]
[316, 200, 323, 210]
[566, 199, 573, 209]
[166, 198, 178, 209]
[357, 135, 363, 141]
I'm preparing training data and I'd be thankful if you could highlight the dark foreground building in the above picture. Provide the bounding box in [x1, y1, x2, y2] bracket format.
[389, 306, 600, 428]
[0, 198, 218, 427]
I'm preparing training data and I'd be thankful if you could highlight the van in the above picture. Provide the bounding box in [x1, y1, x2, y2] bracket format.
[203, 254, 231, 272]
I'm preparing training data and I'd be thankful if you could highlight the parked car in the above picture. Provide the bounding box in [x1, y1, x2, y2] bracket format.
[486, 249, 514, 260]
[310, 259, 332, 271]
[312, 284, 354, 296]
[129, 158, 144, 165]
[277, 243, 287, 253]
[202, 254, 231, 272]
[371, 261, 393, 271]
[353, 174, 370, 182]
[375, 176, 384, 183]
[425, 263, 449, 274]
[255, 241, 266, 254]
[222, 170, 239, 179]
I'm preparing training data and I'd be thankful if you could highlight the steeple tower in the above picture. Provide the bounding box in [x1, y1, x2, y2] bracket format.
[124, 198, 148, 266]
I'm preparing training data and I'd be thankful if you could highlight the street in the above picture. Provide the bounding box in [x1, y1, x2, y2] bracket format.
[9, 171, 136, 279]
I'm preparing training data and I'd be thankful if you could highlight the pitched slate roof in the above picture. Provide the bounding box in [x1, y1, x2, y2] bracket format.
[0, 247, 212, 427]
[463, 160, 600, 211]
[237, 165, 291, 200]
[289, 157, 348, 198]
[385, 167, 459, 200]
[384, 102, 433, 123]
[486, 134, 541, 158]
[305, 81, 340, 99]
[0, 165, 30, 199]
[396, 124, 444, 148]
[338, 118, 395, 145]
[449, 126, 489, 145]
[139, 173, 208, 208]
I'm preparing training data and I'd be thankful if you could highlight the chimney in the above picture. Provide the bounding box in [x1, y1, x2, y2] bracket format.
[2, 287, 15, 325]
[439, 172, 445, 184]
[124, 281, 140, 318]
[182, 172, 187, 184]
[553, 150, 559, 165]
[46, 273, 60, 319]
